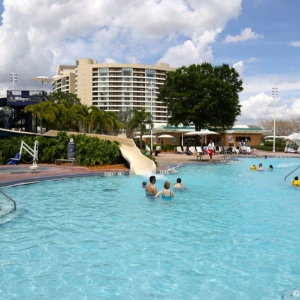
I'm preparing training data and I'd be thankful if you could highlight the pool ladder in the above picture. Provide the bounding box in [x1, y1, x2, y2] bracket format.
[0, 189, 17, 214]
[284, 165, 300, 182]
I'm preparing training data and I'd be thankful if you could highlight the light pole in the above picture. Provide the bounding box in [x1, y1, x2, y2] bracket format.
[147, 79, 155, 152]
[10, 72, 17, 90]
[272, 87, 278, 153]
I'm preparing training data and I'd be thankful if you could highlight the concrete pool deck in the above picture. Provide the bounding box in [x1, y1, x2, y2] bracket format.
[0, 150, 299, 187]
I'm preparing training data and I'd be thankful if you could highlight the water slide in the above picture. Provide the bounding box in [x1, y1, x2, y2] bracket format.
[43, 130, 156, 175]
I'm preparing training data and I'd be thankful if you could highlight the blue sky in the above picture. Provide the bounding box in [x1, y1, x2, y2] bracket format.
[0, 0, 299, 125]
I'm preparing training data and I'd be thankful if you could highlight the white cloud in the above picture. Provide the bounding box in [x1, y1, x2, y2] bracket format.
[237, 92, 298, 125]
[237, 73, 300, 124]
[289, 41, 300, 47]
[233, 61, 244, 78]
[224, 27, 263, 44]
[0, 0, 243, 94]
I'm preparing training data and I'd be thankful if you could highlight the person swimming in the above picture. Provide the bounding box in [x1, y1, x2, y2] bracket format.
[142, 181, 147, 188]
[145, 176, 157, 196]
[292, 176, 300, 186]
[155, 181, 175, 199]
[174, 178, 184, 189]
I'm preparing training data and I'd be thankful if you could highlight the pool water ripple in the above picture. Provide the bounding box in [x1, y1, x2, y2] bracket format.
[1, 158, 300, 299]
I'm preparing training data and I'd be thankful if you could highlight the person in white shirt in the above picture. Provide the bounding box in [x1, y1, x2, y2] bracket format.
[207, 140, 214, 163]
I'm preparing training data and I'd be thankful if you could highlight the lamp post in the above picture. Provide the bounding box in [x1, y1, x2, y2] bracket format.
[272, 87, 278, 153]
[147, 79, 155, 152]
[10, 72, 17, 90]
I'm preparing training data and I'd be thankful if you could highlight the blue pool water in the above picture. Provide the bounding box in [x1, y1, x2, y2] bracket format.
[1, 158, 300, 299]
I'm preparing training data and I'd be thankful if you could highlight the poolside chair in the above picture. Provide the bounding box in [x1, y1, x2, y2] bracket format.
[246, 147, 252, 155]
[240, 146, 247, 154]
[232, 147, 239, 154]
[155, 145, 161, 156]
[145, 145, 151, 155]
[189, 146, 197, 155]
[196, 146, 203, 155]
[176, 146, 184, 154]
[7, 152, 20, 165]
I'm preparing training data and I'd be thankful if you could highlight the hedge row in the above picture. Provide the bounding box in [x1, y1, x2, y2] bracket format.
[0, 132, 123, 166]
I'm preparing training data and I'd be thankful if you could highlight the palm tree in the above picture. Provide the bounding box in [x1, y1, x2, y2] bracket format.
[89, 107, 119, 134]
[72, 104, 92, 133]
[128, 108, 153, 149]
[24, 101, 58, 135]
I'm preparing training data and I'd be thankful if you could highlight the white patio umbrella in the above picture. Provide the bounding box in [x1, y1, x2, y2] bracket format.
[158, 134, 174, 138]
[143, 135, 155, 138]
[285, 133, 300, 141]
[183, 129, 219, 136]
[183, 129, 219, 145]
[30, 76, 54, 85]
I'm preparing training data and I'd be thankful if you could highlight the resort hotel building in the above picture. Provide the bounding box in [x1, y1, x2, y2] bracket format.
[52, 58, 175, 124]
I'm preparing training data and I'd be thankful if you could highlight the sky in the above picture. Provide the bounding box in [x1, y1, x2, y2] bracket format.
[0, 0, 299, 125]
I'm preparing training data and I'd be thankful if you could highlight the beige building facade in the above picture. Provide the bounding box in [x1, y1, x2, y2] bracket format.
[52, 58, 175, 124]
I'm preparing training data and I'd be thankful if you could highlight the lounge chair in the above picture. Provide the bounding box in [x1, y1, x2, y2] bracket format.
[155, 146, 161, 156]
[176, 146, 184, 154]
[215, 146, 221, 154]
[196, 146, 203, 154]
[145, 145, 151, 155]
[240, 146, 247, 154]
[189, 146, 197, 155]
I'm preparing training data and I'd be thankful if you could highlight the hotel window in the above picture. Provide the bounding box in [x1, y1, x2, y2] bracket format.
[99, 68, 108, 76]
[146, 69, 155, 77]
[123, 68, 132, 76]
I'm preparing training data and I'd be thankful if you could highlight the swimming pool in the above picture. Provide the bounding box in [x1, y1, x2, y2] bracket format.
[1, 157, 300, 299]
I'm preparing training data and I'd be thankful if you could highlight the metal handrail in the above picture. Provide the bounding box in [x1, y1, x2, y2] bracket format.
[0, 189, 16, 212]
[284, 165, 300, 182]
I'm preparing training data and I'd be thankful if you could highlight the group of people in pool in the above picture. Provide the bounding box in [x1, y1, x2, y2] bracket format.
[250, 164, 300, 186]
[250, 163, 273, 171]
[142, 176, 184, 199]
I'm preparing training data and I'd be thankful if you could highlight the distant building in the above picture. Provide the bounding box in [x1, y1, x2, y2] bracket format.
[52, 58, 175, 124]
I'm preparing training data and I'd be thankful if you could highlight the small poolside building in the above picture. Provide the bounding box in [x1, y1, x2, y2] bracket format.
[218, 125, 263, 147]
[141, 124, 263, 147]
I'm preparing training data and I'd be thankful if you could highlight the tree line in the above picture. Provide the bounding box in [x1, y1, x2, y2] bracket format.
[258, 118, 300, 136]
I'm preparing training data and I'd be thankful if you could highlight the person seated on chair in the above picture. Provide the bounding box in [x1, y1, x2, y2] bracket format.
[185, 146, 191, 155]
[227, 146, 233, 154]
[292, 176, 300, 186]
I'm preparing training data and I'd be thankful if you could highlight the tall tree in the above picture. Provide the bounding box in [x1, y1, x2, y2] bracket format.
[24, 101, 58, 135]
[48, 91, 81, 106]
[158, 63, 243, 130]
[128, 108, 153, 149]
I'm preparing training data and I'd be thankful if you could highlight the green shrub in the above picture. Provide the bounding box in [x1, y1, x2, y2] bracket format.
[0, 132, 123, 166]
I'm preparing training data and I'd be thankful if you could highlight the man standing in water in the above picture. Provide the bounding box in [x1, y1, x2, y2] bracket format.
[145, 175, 157, 196]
